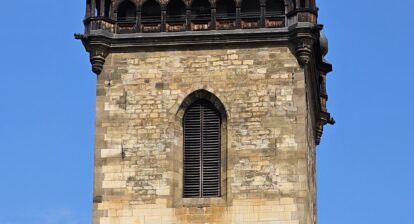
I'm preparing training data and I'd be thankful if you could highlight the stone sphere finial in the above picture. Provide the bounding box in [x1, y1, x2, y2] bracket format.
[319, 31, 329, 56]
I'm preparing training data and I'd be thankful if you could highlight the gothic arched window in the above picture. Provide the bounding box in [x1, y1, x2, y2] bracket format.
[241, 0, 260, 18]
[191, 0, 211, 22]
[104, 0, 111, 17]
[167, 0, 186, 31]
[183, 100, 221, 198]
[240, 0, 260, 29]
[217, 0, 236, 19]
[266, 0, 285, 16]
[142, 0, 161, 24]
[95, 0, 101, 16]
[118, 0, 136, 22]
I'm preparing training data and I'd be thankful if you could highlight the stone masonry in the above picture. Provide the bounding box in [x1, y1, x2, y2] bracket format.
[92, 45, 317, 224]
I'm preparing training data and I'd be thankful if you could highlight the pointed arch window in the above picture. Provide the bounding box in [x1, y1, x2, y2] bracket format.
[167, 0, 187, 32]
[191, 0, 211, 30]
[265, 0, 285, 28]
[216, 0, 236, 29]
[183, 100, 221, 198]
[141, 0, 162, 32]
[266, 0, 285, 17]
[241, 0, 261, 29]
[95, 0, 101, 17]
[104, 0, 111, 17]
[118, 0, 137, 22]
[217, 0, 236, 19]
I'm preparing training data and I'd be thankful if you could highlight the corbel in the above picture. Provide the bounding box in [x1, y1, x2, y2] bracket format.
[75, 34, 109, 75]
[88, 44, 109, 75]
[294, 41, 312, 66]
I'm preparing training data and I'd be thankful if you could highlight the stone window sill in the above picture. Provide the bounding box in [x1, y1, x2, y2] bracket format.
[174, 197, 227, 208]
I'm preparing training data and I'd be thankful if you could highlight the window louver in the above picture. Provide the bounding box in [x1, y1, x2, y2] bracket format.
[183, 100, 221, 198]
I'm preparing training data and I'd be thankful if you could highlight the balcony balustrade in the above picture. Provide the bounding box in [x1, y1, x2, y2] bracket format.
[83, 0, 317, 35]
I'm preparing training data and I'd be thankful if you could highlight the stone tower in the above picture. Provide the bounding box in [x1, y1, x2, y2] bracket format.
[76, 0, 334, 223]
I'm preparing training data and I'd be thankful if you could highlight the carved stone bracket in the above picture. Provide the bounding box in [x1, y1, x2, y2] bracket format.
[316, 111, 335, 145]
[89, 45, 108, 75]
[74, 33, 109, 75]
[208, 0, 217, 8]
[156, 0, 169, 7]
[295, 42, 312, 66]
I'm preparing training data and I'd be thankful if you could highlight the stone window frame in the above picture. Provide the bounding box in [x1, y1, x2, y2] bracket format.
[172, 89, 228, 208]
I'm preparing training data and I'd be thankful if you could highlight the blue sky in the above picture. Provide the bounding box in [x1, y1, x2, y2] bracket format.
[0, 1, 413, 223]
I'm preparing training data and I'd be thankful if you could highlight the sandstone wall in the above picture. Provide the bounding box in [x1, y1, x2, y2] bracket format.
[92, 46, 315, 224]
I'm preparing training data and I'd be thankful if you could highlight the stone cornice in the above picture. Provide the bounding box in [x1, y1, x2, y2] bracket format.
[79, 27, 291, 49]
[76, 23, 320, 70]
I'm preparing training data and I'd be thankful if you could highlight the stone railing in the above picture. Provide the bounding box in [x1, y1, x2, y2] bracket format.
[83, 10, 297, 34]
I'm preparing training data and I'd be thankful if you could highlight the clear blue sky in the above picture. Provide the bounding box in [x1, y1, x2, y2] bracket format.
[0, 1, 413, 223]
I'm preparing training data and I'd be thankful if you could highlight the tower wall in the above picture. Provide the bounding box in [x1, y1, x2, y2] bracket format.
[93, 45, 317, 224]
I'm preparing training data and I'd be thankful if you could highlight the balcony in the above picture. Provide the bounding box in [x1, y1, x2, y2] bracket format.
[82, 0, 310, 35]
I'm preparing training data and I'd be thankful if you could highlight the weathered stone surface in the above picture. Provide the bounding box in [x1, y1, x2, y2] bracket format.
[92, 46, 317, 224]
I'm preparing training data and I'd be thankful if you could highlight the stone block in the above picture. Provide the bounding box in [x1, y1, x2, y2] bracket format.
[101, 148, 122, 158]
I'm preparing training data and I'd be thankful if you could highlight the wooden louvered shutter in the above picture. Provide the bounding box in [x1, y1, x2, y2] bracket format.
[183, 100, 221, 198]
